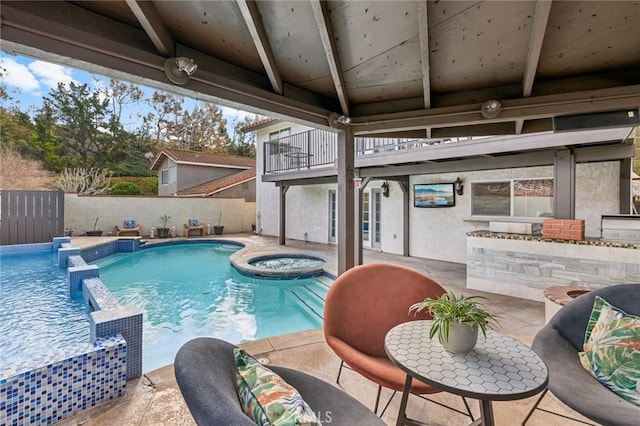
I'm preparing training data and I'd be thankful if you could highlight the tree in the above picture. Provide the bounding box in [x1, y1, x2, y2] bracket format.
[42, 81, 112, 168]
[180, 103, 231, 152]
[143, 91, 185, 147]
[226, 114, 262, 158]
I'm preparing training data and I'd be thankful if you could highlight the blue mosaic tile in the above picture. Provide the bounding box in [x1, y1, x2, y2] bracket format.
[0, 335, 126, 426]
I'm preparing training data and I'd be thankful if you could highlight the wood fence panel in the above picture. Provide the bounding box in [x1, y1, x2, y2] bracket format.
[0, 190, 65, 245]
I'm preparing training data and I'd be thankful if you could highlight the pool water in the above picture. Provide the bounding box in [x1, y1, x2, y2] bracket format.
[96, 243, 326, 372]
[0, 251, 90, 369]
[251, 256, 324, 270]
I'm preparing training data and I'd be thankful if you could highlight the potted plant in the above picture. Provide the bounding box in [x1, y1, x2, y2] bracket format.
[213, 212, 224, 235]
[86, 217, 103, 236]
[157, 214, 171, 238]
[409, 290, 499, 354]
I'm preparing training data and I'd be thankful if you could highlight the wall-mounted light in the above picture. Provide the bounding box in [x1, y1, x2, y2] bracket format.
[480, 99, 502, 119]
[454, 177, 464, 196]
[381, 181, 390, 198]
[328, 112, 351, 128]
[164, 57, 198, 85]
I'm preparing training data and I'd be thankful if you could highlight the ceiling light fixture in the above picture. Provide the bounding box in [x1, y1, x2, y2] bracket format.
[480, 99, 502, 119]
[164, 57, 198, 85]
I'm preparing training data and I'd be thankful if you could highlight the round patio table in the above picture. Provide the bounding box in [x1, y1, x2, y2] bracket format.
[385, 320, 548, 426]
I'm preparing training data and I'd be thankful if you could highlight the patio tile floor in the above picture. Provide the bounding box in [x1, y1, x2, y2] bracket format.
[59, 235, 592, 425]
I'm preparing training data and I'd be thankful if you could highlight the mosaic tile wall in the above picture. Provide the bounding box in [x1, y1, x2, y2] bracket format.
[467, 234, 640, 301]
[1, 238, 143, 424]
[0, 334, 127, 425]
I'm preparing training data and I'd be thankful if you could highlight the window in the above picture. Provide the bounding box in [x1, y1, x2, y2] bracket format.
[471, 178, 553, 218]
[268, 127, 291, 155]
[161, 169, 169, 185]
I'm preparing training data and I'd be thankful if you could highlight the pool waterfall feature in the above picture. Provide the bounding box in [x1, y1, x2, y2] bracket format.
[0, 237, 142, 426]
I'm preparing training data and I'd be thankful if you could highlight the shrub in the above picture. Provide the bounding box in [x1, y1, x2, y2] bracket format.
[110, 181, 144, 195]
[110, 176, 158, 195]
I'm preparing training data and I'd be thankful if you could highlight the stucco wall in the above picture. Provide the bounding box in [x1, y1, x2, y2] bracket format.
[65, 194, 255, 237]
[254, 122, 622, 265]
[216, 179, 256, 202]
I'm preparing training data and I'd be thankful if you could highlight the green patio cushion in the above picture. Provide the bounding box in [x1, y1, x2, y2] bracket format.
[579, 296, 640, 407]
[234, 348, 320, 426]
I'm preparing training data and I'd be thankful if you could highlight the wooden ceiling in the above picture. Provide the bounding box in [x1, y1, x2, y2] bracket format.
[2, 1, 639, 137]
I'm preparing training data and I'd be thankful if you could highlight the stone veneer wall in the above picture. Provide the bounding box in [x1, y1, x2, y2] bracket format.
[467, 233, 640, 301]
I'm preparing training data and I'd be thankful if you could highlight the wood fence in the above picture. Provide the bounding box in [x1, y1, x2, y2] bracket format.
[0, 190, 65, 245]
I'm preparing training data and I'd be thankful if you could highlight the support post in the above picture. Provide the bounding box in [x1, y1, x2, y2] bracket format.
[398, 177, 410, 257]
[553, 149, 575, 219]
[279, 185, 288, 245]
[620, 158, 632, 214]
[337, 126, 355, 274]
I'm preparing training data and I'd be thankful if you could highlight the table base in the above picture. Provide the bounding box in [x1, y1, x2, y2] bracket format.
[395, 375, 495, 426]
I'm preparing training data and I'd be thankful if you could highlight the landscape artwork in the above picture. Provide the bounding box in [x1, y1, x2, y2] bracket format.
[414, 183, 455, 208]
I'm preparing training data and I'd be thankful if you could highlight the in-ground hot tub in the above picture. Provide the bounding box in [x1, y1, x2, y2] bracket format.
[233, 254, 326, 279]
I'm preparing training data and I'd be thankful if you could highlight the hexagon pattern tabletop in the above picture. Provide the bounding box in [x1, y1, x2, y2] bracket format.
[385, 320, 548, 401]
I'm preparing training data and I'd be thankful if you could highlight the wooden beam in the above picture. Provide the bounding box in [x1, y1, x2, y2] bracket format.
[237, 0, 283, 95]
[310, 0, 350, 116]
[554, 150, 575, 219]
[416, 1, 431, 109]
[125, 0, 175, 57]
[523, 1, 552, 97]
[350, 85, 640, 133]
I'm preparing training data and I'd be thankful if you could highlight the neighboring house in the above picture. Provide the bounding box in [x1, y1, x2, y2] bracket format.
[245, 120, 635, 265]
[150, 149, 256, 201]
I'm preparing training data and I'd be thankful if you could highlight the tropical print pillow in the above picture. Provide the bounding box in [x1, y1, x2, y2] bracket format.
[579, 296, 640, 407]
[234, 348, 321, 426]
[188, 219, 199, 227]
[123, 219, 136, 229]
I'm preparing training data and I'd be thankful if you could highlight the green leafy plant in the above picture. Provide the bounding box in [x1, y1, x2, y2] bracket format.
[110, 181, 144, 195]
[160, 214, 171, 228]
[409, 290, 500, 342]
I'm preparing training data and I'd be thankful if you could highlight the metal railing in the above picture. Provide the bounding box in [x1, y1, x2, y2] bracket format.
[264, 129, 336, 173]
[263, 130, 473, 174]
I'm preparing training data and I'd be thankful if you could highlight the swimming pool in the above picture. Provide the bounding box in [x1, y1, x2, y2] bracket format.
[95, 242, 329, 372]
[0, 250, 90, 369]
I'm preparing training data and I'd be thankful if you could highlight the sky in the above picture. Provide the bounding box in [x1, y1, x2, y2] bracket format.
[0, 52, 258, 138]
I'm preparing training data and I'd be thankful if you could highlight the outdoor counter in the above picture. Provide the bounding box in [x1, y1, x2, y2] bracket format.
[466, 231, 640, 301]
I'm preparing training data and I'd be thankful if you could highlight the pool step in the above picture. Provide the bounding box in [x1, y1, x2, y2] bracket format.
[313, 275, 334, 290]
[288, 283, 327, 320]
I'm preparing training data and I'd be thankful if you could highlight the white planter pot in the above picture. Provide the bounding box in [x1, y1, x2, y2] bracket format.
[441, 323, 478, 354]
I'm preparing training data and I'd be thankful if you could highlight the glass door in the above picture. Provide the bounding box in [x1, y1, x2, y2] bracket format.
[328, 189, 336, 243]
[371, 188, 382, 249]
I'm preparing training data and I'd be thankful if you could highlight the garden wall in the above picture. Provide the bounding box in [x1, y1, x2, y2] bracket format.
[64, 194, 256, 237]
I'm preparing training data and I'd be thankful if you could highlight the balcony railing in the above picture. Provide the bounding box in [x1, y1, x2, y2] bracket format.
[263, 129, 472, 174]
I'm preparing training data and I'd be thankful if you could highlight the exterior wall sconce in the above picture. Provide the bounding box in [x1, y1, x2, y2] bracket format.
[454, 177, 464, 196]
[164, 57, 198, 85]
[328, 112, 351, 128]
[480, 99, 502, 119]
[381, 181, 390, 197]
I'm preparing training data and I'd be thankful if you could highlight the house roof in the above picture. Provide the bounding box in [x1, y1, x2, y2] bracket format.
[240, 118, 281, 133]
[150, 149, 255, 171]
[177, 167, 256, 197]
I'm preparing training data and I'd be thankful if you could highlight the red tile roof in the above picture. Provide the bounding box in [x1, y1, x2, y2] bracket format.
[178, 168, 256, 197]
[150, 149, 255, 170]
[239, 117, 280, 133]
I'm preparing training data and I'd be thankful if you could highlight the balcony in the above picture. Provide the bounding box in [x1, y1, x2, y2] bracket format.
[263, 129, 465, 175]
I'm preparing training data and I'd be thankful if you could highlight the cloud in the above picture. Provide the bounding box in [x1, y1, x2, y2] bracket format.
[0, 57, 40, 93]
[28, 60, 76, 89]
